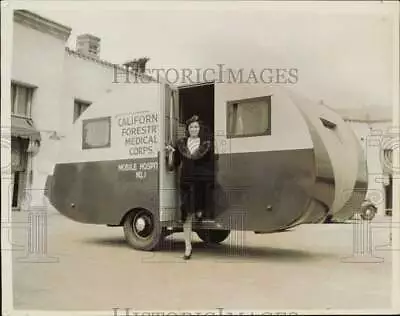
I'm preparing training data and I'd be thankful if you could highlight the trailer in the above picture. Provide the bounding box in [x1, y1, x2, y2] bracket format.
[46, 77, 368, 250]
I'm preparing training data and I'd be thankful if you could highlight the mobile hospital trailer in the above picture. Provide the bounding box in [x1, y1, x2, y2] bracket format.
[46, 76, 369, 251]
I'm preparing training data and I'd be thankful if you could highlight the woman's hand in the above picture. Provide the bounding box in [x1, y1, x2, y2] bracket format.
[165, 144, 176, 172]
[165, 144, 175, 153]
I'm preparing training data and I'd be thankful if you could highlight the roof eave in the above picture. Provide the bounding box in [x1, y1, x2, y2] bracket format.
[65, 47, 158, 83]
[14, 10, 72, 41]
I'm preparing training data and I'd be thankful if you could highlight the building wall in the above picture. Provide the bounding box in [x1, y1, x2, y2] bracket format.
[12, 18, 118, 209]
[60, 52, 116, 136]
[12, 21, 67, 209]
[345, 121, 392, 216]
[12, 22, 66, 131]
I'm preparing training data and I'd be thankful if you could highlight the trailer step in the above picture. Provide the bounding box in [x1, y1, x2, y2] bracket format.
[199, 219, 217, 224]
[172, 219, 222, 228]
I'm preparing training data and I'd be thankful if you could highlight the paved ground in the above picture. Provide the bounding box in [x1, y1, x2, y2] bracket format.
[11, 209, 393, 311]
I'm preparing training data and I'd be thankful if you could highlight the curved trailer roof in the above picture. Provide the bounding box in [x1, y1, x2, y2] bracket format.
[286, 90, 368, 222]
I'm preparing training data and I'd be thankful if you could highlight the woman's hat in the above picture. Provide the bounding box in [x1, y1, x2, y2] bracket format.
[185, 115, 200, 126]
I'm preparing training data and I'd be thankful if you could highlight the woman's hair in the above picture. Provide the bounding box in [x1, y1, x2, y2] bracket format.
[185, 115, 200, 128]
[185, 115, 204, 139]
[184, 114, 212, 141]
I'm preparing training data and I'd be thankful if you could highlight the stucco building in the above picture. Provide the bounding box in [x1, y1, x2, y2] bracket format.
[10, 10, 145, 211]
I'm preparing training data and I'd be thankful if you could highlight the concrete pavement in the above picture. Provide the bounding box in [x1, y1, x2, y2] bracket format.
[11, 210, 393, 311]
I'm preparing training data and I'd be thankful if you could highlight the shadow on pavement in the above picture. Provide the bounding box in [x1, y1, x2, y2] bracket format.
[82, 235, 335, 262]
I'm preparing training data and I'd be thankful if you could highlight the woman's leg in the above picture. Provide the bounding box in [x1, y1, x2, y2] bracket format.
[194, 181, 206, 219]
[181, 182, 194, 259]
[179, 182, 190, 222]
[183, 212, 194, 258]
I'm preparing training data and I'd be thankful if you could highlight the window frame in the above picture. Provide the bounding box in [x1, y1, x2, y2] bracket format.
[11, 81, 36, 118]
[164, 87, 172, 145]
[82, 116, 111, 150]
[226, 95, 272, 139]
[74, 98, 92, 122]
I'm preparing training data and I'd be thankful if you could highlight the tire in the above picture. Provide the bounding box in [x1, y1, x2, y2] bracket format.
[196, 229, 230, 244]
[123, 209, 162, 251]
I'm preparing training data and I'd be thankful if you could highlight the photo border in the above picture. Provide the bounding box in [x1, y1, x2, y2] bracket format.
[1, 1, 399, 315]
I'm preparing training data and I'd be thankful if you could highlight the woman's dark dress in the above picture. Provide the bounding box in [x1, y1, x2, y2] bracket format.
[173, 137, 214, 221]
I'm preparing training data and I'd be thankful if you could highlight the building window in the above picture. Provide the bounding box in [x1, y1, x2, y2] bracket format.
[74, 99, 91, 122]
[227, 96, 271, 138]
[82, 117, 111, 149]
[11, 82, 34, 117]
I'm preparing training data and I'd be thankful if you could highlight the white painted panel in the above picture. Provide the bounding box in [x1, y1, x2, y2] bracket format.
[160, 84, 179, 221]
[214, 83, 313, 154]
[288, 91, 366, 215]
[57, 83, 161, 164]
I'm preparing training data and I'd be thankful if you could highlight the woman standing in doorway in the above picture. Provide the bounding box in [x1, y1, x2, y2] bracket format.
[165, 115, 214, 260]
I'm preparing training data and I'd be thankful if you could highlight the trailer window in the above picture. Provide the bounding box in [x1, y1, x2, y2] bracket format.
[227, 96, 271, 138]
[82, 117, 111, 149]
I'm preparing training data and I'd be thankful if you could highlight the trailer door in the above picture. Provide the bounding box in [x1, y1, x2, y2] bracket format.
[159, 83, 179, 222]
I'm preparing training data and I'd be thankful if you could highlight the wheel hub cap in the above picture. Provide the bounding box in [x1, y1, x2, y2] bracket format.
[135, 217, 146, 232]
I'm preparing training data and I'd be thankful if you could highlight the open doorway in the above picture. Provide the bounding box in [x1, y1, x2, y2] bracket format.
[11, 137, 29, 211]
[178, 83, 214, 138]
[178, 83, 215, 219]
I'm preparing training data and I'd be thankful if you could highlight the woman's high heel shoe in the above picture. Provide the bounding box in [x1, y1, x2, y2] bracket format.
[183, 249, 192, 260]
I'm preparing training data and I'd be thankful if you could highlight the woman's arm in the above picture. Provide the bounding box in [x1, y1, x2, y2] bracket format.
[173, 144, 181, 167]
[165, 142, 181, 171]
[165, 144, 175, 171]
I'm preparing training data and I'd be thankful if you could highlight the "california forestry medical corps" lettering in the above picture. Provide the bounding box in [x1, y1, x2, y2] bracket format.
[117, 112, 159, 156]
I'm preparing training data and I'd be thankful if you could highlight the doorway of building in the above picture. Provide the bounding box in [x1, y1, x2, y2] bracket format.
[11, 137, 29, 211]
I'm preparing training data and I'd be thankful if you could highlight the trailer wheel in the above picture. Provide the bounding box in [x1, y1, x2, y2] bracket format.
[123, 209, 162, 251]
[196, 229, 230, 244]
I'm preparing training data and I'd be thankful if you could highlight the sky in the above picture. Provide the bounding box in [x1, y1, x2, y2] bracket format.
[31, 1, 397, 110]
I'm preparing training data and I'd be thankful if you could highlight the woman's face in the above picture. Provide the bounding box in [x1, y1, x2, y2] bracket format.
[188, 121, 200, 137]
